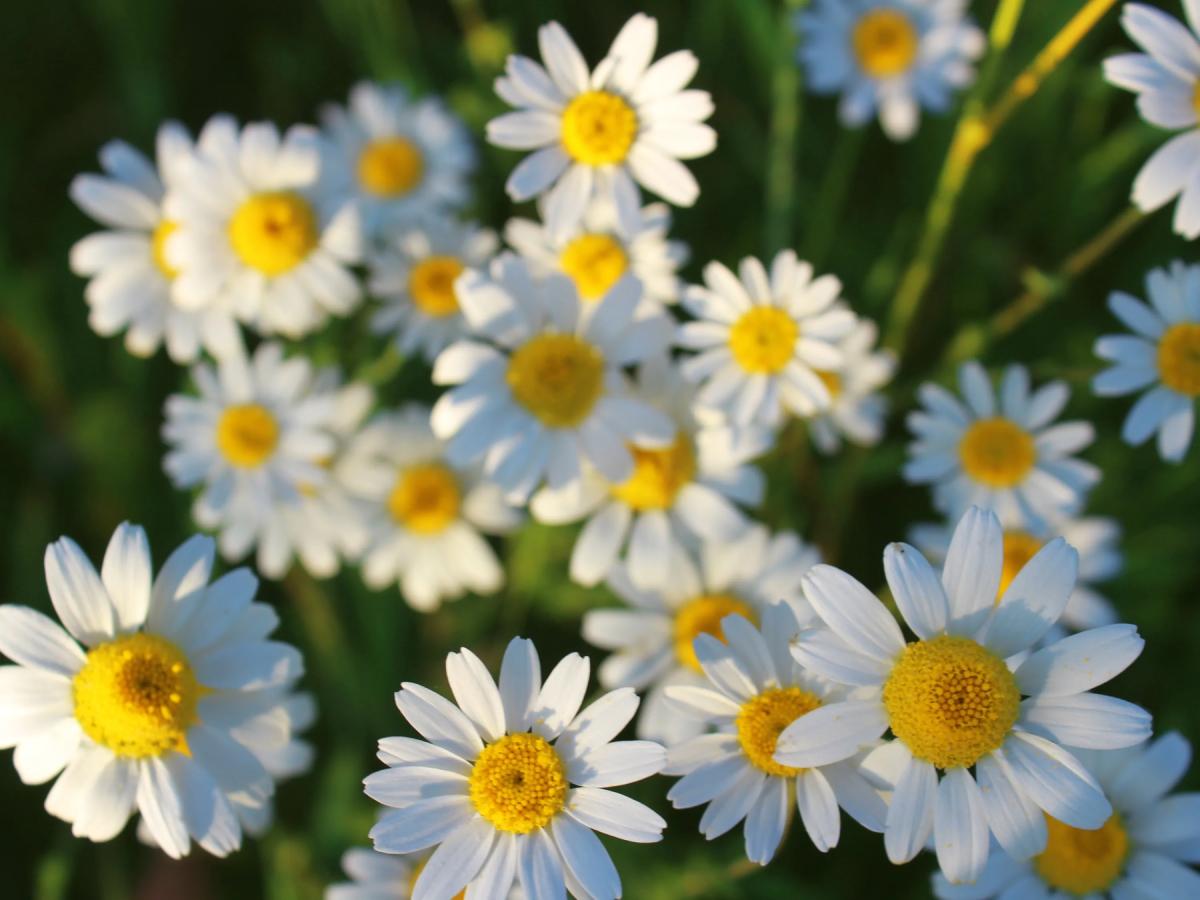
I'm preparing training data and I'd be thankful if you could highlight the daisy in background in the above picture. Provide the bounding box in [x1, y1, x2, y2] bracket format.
[676, 251, 857, 428]
[431, 253, 674, 503]
[163, 115, 362, 339]
[1094, 260, 1200, 461]
[365, 637, 666, 899]
[905, 361, 1099, 529]
[803, 316, 896, 454]
[0, 524, 307, 857]
[328, 845, 523, 899]
[582, 528, 821, 746]
[933, 732, 1200, 899]
[775, 507, 1151, 885]
[487, 13, 716, 238]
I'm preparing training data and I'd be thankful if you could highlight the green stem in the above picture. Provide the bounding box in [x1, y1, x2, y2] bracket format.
[764, 0, 809, 254]
[802, 126, 866, 271]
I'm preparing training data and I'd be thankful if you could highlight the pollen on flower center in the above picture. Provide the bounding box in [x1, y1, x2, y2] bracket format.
[468, 732, 568, 833]
[673, 594, 756, 673]
[999, 530, 1042, 600]
[358, 136, 424, 197]
[958, 417, 1037, 489]
[728, 306, 799, 374]
[559, 233, 629, 300]
[151, 220, 180, 279]
[1157, 322, 1200, 396]
[560, 90, 638, 166]
[388, 463, 460, 534]
[506, 333, 605, 428]
[72, 632, 203, 759]
[1034, 814, 1129, 895]
[228, 191, 319, 276]
[737, 687, 822, 778]
[882, 634, 1020, 770]
[611, 433, 696, 511]
[408, 256, 464, 317]
[852, 9, 919, 78]
[216, 403, 280, 468]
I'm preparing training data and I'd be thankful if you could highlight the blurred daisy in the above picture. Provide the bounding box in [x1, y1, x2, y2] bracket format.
[338, 405, 522, 612]
[905, 362, 1099, 529]
[933, 732, 1200, 899]
[487, 13, 716, 237]
[430, 254, 674, 503]
[776, 507, 1151, 884]
[163, 115, 362, 338]
[1094, 260, 1200, 461]
[368, 216, 499, 363]
[804, 317, 896, 454]
[366, 637, 666, 898]
[677, 251, 857, 428]
[0, 524, 306, 857]
[582, 528, 820, 746]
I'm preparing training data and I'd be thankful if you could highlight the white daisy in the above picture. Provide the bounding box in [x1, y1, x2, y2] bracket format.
[328, 845, 524, 899]
[1093, 260, 1200, 461]
[905, 362, 1100, 529]
[430, 253, 674, 504]
[368, 215, 499, 364]
[487, 13, 716, 238]
[0, 524, 306, 857]
[933, 732, 1200, 899]
[676, 251, 857, 428]
[582, 528, 821, 746]
[163, 115, 363, 338]
[366, 637, 667, 899]
[804, 316, 896, 454]
[338, 405, 522, 612]
[775, 507, 1152, 885]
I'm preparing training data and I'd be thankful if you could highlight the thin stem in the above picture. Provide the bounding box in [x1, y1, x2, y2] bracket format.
[802, 126, 866, 270]
[764, 0, 809, 254]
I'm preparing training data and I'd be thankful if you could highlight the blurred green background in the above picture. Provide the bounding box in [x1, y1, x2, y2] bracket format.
[1, 0, 1198, 897]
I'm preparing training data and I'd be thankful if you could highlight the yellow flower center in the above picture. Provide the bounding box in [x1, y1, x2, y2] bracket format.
[673, 594, 756, 673]
[736, 687, 822, 778]
[408, 859, 466, 900]
[216, 404, 280, 468]
[610, 434, 696, 511]
[357, 136, 424, 197]
[815, 369, 843, 398]
[1157, 322, 1200, 396]
[560, 91, 638, 166]
[1034, 814, 1129, 896]
[468, 732, 568, 834]
[559, 233, 629, 301]
[729, 306, 799, 374]
[408, 255, 464, 317]
[151, 220, 179, 279]
[387, 463, 461, 534]
[506, 334, 605, 428]
[228, 191, 319, 276]
[852, 9, 920, 78]
[882, 635, 1020, 770]
[958, 417, 1037, 489]
[1193, 82, 1200, 121]
[999, 530, 1042, 600]
[72, 633, 203, 759]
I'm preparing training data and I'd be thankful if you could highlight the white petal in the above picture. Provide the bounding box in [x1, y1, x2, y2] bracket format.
[976, 750, 1047, 861]
[551, 815, 621, 900]
[369, 796, 474, 855]
[0, 606, 85, 676]
[44, 536, 115, 646]
[984, 538, 1078, 657]
[744, 774, 789, 863]
[499, 637, 542, 733]
[885, 756, 937, 864]
[1014, 624, 1145, 697]
[935, 768, 990, 885]
[774, 700, 889, 768]
[101, 523, 152, 633]
[394, 683, 485, 761]
[567, 787, 665, 843]
[568, 740, 665, 787]
[883, 542, 949, 640]
[1109, 731, 1192, 813]
[518, 827, 566, 899]
[1019, 693, 1151, 750]
[137, 756, 191, 859]
[1002, 732, 1111, 829]
[801, 565, 905, 663]
[797, 767, 842, 853]
[941, 507, 1003, 637]
[446, 648, 506, 744]
[532, 653, 590, 741]
[413, 816, 495, 900]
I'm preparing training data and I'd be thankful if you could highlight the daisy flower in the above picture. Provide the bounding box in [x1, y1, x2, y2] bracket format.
[0, 524, 306, 857]
[163, 115, 362, 339]
[368, 216, 499, 364]
[582, 528, 821, 746]
[795, 0, 985, 141]
[905, 362, 1099, 529]
[365, 637, 667, 899]
[676, 251, 857, 428]
[1093, 260, 1200, 461]
[1104, 3, 1200, 238]
[804, 316, 896, 454]
[933, 732, 1200, 899]
[775, 507, 1151, 885]
[338, 405, 522, 612]
[430, 253, 674, 503]
[487, 13, 716, 238]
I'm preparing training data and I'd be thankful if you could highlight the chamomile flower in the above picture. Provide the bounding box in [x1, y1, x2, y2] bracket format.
[368, 216, 499, 364]
[487, 13, 716, 238]
[933, 732, 1200, 899]
[795, 0, 985, 141]
[338, 405, 522, 612]
[1094, 260, 1200, 461]
[677, 251, 857, 428]
[905, 362, 1099, 529]
[0, 524, 306, 857]
[163, 115, 362, 338]
[775, 507, 1151, 885]
[804, 317, 896, 454]
[582, 529, 821, 746]
[365, 637, 666, 899]
[430, 254, 674, 503]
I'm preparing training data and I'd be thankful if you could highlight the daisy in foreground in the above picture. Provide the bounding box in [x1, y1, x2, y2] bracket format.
[365, 637, 666, 899]
[487, 13, 716, 237]
[0, 524, 307, 857]
[933, 732, 1200, 899]
[775, 507, 1151, 884]
[1094, 260, 1200, 461]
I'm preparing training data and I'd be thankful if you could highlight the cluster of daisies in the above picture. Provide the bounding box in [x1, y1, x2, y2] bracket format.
[2, 3, 1199, 899]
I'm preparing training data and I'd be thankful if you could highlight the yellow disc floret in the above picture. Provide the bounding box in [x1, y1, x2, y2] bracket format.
[673, 594, 756, 673]
[736, 687, 822, 778]
[729, 306, 799, 374]
[882, 635, 1020, 770]
[999, 530, 1042, 600]
[559, 233, 629, 301]
[560, 91, 638, 166]
[506, 334, 605, 428]
[72, 632, 203, 758]
[1157, 322, 1200, 396]
[216, 404, 280, 468]
[408, 256, 464, 317]
[468, 732, 568, 833]
[151, 220, 180, 279]
[388, 463, 461, 534]
[357, 137, 424, 197]
[228, 191, 319, 276]
[958, 417, 1037, 489]
[852, 9, 920, 79]
[1034, 814, 1129, 895]
[815, 369, 843, 399]
[611, 434, 696, 511]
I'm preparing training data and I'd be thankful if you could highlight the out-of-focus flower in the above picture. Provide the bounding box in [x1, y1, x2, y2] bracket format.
[804, 317, 896, 454]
